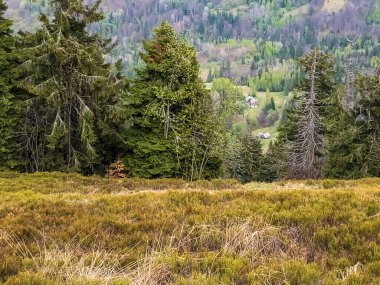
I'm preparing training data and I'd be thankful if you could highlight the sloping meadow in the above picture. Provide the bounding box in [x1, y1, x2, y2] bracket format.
[0, 173, 379, 284]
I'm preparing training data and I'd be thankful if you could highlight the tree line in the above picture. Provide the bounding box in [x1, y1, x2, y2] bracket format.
[267, 49, 380, 180]
[0, 0, 223, 180]
[0, 0, 379, 181]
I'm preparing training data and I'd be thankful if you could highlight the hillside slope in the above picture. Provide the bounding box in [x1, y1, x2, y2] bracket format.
[5, 0, 380, 79]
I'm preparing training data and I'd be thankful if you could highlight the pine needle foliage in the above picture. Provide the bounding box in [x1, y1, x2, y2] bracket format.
[355, 66, 380, 177]
[323, 86, 367, 179]
[224, 133, 265, 183]
[16, 0, 126, 172]
[0, 0, 21, 170]
[123, 22, 222, 180]
[284, 49, 335, 179]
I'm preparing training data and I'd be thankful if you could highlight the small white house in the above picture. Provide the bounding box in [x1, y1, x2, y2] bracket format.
[245, 96, 258, 108]
[258, 132, 271, 139]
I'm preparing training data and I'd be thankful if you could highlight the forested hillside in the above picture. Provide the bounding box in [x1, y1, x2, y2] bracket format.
[6, 0, 380, 81]
[5, 0, 380, 147]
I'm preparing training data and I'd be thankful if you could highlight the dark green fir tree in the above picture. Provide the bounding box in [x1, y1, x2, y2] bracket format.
[123, 22, 223, 179]
[323, 87, 367, 179]
[355, 66, 380, 177]
[0, 0, 21, 170]
[16, 0, 126, 173]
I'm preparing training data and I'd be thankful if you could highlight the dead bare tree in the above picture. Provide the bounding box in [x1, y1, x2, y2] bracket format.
[342, 38, 357, 110]
[286, 50, 335, 179]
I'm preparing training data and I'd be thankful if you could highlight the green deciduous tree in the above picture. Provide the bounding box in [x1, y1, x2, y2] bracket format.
[212, 77, 244, 129]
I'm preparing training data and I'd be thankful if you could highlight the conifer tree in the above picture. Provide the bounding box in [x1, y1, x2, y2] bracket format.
[238, 133, 264, 182]
[283, 50, 335, 179]
[355, 66, 380, 177]
[342, 40, 357, 110]
[260, 141, 279, 182]
[263, 97, 276, 112]
[17, 0, 125, 172]
[207, 69, 213, 83]
[224, 135, 245, 180]
[266, 95, 301, 179]
[0, 0, 20, 170]
[323, 87, 366, 178]
[224, 133, 264, 183]
[123, 22, 222, 179]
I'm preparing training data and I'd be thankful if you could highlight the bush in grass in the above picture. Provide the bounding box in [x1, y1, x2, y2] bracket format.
[123, 178, 187, 190]
[107, 160, 126, 179]
[283, 260, 321, 285]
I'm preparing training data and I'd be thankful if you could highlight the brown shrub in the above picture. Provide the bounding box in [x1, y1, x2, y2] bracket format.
[108, 160, 126, 179]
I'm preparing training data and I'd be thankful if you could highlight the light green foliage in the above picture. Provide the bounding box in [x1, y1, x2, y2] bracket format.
[247, 76, 257, 96]
[263, 41, 280, 59]
[370, 56, 380, 68]
[212, 77, 244, 119]
[255, 60, 300, 92]
[366, 2, 380, 24]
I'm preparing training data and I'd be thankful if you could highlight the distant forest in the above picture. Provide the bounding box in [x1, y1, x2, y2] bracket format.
[0, 0, 379, 181]
[6, 0, 380, 81]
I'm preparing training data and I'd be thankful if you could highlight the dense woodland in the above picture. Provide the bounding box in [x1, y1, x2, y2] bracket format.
[6, 0, 380, 83]
[0, 0, 379, 181]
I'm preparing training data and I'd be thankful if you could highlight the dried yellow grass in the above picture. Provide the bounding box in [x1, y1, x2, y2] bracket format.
[322, 0, 347, 13]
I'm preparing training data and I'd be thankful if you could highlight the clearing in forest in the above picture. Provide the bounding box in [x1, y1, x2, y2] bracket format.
[322, 0, 347, 13]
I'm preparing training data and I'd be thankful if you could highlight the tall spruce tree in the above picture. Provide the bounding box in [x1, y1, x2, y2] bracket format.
[123, 22, 222, 179]
[282, 50, 335, 179]
[267, 94, 300, 179]
[355, 66, 380, 177]
[0, 0, 20, 170]
[16, 0, 125, 172]
[224, 133, 266, 183]
[237, 133, 264, 182]
[224, 135, 245, 180]
[323, 86, 366, 178]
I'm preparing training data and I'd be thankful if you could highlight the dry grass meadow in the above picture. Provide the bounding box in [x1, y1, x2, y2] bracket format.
[0, 172, 379, 284]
